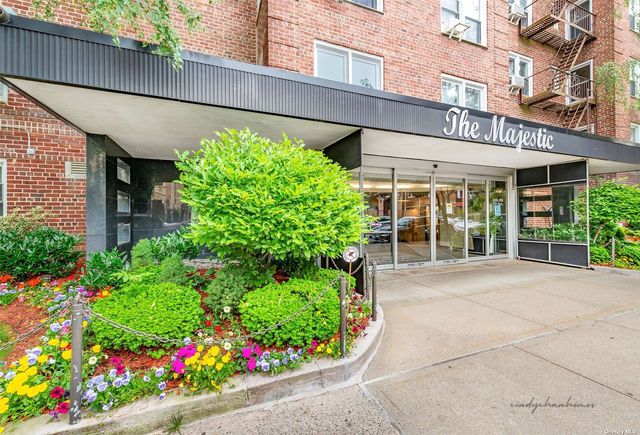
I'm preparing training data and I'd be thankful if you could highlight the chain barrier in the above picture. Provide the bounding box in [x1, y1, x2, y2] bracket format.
[0, 302, 72, 353]
[84, 274, 343, 347]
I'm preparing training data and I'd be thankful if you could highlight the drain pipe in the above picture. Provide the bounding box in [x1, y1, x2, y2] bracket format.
[0, 4, 11, 25]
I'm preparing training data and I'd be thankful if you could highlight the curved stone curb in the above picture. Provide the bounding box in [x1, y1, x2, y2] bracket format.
[11, 307, 385, 435]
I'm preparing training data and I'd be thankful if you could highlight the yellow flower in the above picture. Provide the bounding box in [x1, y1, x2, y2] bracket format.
[210, 346, 220, 357]
[36, 383, 48, 393]
[27, 387, 39, 398]
[221, 353, 230, 364]
[25, 366, 37, 377]
[101, 290, 110, 297]
[48, 338, 60, 347]
[62, 350, 72, 360]
[91, 345, 101, 353]
[82, 320, 88, 328]
[59, 341, 69, 349]
[184, 356, 197, 366]
[0, 426, 5, 433]
[17, 385, 29, 396]
[215, 363, 223, 371]
[17, 365, 28, 373]
[37, 355, 48, 364]
[0, 397, 9, 414]
[197, 345, 204, 352]
[173, 373, 178, 379]
[18, 356, 28, 366]
[326, 347, 333, 354]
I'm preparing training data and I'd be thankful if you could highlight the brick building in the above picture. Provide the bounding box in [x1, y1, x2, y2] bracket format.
[0, 0, 639, 268]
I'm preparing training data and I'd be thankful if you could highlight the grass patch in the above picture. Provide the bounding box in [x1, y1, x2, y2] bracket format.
[0, 322, 14, 360]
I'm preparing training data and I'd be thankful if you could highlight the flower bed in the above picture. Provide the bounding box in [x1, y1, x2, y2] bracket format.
[0, 261, 371, 432]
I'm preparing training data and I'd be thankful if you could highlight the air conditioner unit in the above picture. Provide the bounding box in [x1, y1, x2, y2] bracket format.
[508, 4, 527, 24]
[443, 17, 470, 41]
[509, 75, 526, 94]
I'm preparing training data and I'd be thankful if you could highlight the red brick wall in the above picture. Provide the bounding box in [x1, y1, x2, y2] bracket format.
[0, 0, 257, 235]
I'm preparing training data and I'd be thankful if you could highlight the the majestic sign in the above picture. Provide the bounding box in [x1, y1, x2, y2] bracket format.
[443, 107, 555, 152]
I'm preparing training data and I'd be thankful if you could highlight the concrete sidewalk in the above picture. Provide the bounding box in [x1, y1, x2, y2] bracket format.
[179, 260, 640, 434]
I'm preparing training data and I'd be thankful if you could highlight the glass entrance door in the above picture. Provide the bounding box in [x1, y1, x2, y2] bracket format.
[362, 169, 393, 265]
[467, 180, 487, 257]
[435, 178, 466, 262]
[396, 174, 431, 265]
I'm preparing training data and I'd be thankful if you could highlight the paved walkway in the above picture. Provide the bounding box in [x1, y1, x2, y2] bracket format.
[179, 260, 640, 434]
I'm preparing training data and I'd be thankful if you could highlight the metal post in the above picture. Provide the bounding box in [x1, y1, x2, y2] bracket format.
[371, 262, 378, 322]
[339, 274, 347, 359]
[611, 237, 616, 269]
[69, 301, 84, 424]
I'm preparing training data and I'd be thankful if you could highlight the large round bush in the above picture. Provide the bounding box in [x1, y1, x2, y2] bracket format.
[239, 278, 340, 347]
[91, 283, 203, 351]
[176, 128, 368, 262]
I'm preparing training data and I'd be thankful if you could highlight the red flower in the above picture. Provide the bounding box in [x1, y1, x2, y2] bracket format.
[214, 326, 222, 334]
[307, 347, 315, 355]
[0, 274, 12, 284]
[116, 364, 126, 375]
[57, 402, 70, 414]
[205, 320, 212, 327]
[26, 277, 41, 288]
[352, 326, 359, 334]
[110, 357, 123, 366]
[50, 386, 65, 399]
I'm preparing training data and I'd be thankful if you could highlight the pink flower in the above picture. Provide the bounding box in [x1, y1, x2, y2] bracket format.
[247, 357, 256, 372]
[50, 386, 65, 399]
[253, 345, 261, 356]
[116, 364, 126, 375]
[57, 402, 70, 414]
[311, 340, 318, 348]
[241, 346, 253, 358]
[171, 359, 186, 374]
[176, 345, 196, 358]
[110, 357, 123, 366]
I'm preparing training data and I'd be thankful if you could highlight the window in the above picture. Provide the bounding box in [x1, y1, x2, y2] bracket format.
[117, 191, 130, 214]
[509, 53, 533, 96]
[116, 158, 130, 184]
[0, 160, 5, 216]
[631, 60, 640, 98]
[346, 0, 383, 11]
[441, 0, 486, 45]
[441, 75, 487, 110]
[117, 223, 131, 246]
[632, 123, 640, 144]
[0, 84, 8, 104]
[314, 42, 383, 90]
[508, 0, 531, 26]
[630, 0, 640, 32]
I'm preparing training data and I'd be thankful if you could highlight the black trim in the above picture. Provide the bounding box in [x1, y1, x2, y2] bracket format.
[1, 15, 640, 166]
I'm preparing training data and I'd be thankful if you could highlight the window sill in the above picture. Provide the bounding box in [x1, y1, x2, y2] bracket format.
[440, 32, 488, 49]
[342, 0, 384, 14]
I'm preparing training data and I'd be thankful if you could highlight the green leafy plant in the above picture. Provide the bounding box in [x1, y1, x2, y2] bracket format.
[239, 278, 340, 347]
[203, 265, 250, 317]
[32, 0, 222, 69]
[91, 282, 204, 352]
[0, 322, 14, 360]
[151, 230, 200, 262]
[156, 255, 191, 286]
[81, 248, 128, 289]
[146, 348, 168, 360]
[131, 239, 157, 270]
[0, 207, 51, 235]
[0, 227, 81, 279]
[176, 128, 370, 278]
[589, 244, 610, 265]
[166, 413, 185, 435]
[618, 243, 640, 267]
[519, 223, 587, 242]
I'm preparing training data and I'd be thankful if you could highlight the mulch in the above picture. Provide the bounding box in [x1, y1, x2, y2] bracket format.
[0, 298, 48, 364]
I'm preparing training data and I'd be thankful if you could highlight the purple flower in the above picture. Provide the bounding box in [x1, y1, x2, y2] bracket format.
[97, 382, 108, 392]
[291, 354, 299, 362]
[61, 319, 72, 328]
[273, 360, 281, 368]
[83, 389, 97, 403]
[159, 393, 166, 400]
[282, 358, 288, 365]
[298, 348, 304, 355]
[50, 323, 61, 333]
[183, 337, 192, 345]
[261, 362, 270, 372]
[263, 351, 271, 359]
[157, 382, 166, 390]
[27, 354, 37, 366]
[102, 403, 112, 411]
[30, 347, 43, 356]
[287, 347, 294, 355]
[113, 378, 123, 388]
[143, 375, 150, 382]
[4, 371, 15, 380]
[155, 367, 164, 377]
[108, 369, 117, 378]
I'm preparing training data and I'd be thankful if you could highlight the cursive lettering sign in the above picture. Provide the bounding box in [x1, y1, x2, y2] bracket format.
[443, 107, 555, 152]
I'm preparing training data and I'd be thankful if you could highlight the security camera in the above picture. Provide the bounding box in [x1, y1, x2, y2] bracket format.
[433, 164, 439, 169]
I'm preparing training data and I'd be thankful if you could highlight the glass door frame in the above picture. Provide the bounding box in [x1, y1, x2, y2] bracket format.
[356, 167, 511, 270]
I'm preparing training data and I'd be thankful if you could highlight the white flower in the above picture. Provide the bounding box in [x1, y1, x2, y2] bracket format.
[88, 356, 98, 365]
[223, 342, 232, 351]
[204, 337, 214, 346]
[47, 358, 56, 365]
[223, 306, 231, 314]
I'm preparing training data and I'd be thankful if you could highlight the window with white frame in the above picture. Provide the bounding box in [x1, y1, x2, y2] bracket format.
[314, 42, 383, 90]
[0, 160, 6, 216]
[0, 84, 8, 104]
[630, 0, 640, 32]
[631, 59, 640, 98]
[509, 53, 533, 96]
[441, 0, 487, 45]
[441, 75, 487, 110]
[508, 0, 531, 26]
[631, 123, 640, 144]
[346, 0, 383, 11]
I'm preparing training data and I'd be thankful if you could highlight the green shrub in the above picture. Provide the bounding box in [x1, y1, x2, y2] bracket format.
[0, 207, 51, 235]
[239, 278, 340, 347]
[176, 128, 370, 270]
[589, 245, 610, 264]
[519, 223, 587, 242]
[91, 282, 203, 351]
[81, 248, 127, 289]
[151, 230, 199, 262]
[204, 265, 249, 316]
[296, 266, 355, 290]
[156, 254, 191, 286]
[618, 244, 640, 267]
[131, 239, 156, 270]
[0, 227, 81, 279]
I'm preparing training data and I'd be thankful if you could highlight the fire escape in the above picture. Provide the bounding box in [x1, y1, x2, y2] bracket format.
[516, 0, 597, 131]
